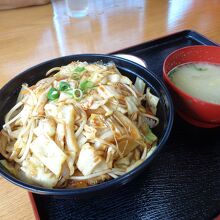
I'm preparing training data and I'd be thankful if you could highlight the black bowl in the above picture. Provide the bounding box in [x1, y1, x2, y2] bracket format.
[0, 54, 174, 197]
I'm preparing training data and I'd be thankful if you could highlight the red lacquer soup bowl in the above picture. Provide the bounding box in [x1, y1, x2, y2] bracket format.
[163, 45, 220, 128]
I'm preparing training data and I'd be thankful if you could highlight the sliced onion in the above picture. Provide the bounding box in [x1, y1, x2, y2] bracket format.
[140, 147, 147, 160]
[126, 160, 143, 173]
[146, 145, 156, 159]
[46, 67, 61, 76]
[70, 169, 111, 180]
[108, 172, 118, 178]
[99, 129, 114, 141]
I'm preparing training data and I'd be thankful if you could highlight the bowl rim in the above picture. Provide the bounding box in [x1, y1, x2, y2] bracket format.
[0, 53, 174, 195]
[163, 45, 220, 108]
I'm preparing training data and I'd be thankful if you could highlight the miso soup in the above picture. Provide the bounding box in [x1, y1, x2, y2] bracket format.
[168, 62, 220, 104]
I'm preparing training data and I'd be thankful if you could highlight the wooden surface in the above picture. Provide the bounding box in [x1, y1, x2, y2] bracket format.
[0, 0, 219, 219]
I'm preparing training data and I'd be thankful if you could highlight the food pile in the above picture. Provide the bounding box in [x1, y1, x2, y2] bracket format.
[0, 61, 159, 188]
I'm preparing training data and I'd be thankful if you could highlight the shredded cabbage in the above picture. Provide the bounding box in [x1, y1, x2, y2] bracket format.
[146, 88, 159, 115]
[134, 77, 146, 95]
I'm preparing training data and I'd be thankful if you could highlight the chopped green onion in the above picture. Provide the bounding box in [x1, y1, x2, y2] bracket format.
[73, 89, 83, 100]
[79, 80, 95, 92]
[73, 66, 86, 73]
[47, 88, 60, 101]
[193, 64, 207, 71]
[65, 89, 83, 100]
[59, 81, 71, 91]
[168, 68, 177, 78]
